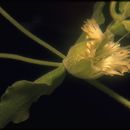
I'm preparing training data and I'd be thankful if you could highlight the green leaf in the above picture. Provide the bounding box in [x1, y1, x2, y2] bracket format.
[0, 65, 66, 128]
[92, 2, 105, 25]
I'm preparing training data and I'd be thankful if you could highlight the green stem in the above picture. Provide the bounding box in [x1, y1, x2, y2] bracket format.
[87, 80, 130, 109]
[110, 2, 124, 21]
[0, 53, 61, 67]
[0, 6, 66, 59]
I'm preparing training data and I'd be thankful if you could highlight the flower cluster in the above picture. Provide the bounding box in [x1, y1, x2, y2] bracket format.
[63, 19, 130, 79]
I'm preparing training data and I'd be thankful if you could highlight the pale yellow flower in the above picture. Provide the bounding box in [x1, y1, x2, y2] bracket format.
[63, 19, 130, 79]
[81, 19, 104, 42]
[93, 42, 130, 76]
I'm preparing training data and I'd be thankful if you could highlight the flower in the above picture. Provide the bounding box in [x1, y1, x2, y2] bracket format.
[81, 19, 104, 42]
[63, 19, 130, 79]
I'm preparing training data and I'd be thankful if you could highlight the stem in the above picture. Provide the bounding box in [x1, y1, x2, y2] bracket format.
[0, 6, 66, 59]
[0, 53, 61, 67]
[87, 80, 130, 109]
[110, 2, 123, 21]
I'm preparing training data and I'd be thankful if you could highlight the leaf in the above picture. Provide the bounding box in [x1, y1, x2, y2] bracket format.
[0, 65, 66, 128]
[92, 2, 105, 25]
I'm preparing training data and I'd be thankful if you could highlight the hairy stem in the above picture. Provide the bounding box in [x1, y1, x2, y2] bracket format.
[87, 80, 130, 109]
[0, 53, 61, 67]
[0, 6, 66, 59]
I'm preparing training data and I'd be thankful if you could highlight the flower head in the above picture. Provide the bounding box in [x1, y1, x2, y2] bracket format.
[81, 19, 104, 42]
[63, 19, 130, 79]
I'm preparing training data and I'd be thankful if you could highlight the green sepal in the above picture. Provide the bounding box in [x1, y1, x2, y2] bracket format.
[92, 2, 105, 25]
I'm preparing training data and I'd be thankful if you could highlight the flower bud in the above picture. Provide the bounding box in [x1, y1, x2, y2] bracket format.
[110, 20, 130, 36]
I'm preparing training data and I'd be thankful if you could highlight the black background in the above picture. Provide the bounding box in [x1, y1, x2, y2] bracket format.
[1, 1, 130, 128]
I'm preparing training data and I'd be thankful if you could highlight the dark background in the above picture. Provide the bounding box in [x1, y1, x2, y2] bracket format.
[1, 1, 130, 128]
